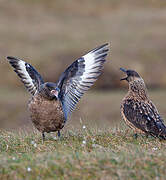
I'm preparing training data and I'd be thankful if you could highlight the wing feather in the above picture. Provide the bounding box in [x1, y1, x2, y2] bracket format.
[122, 99, 166, 138]
[57, 43, 110, 120]
[7, 56, 44, 95]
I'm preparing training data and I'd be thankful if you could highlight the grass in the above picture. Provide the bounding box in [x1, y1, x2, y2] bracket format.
[0, 127, 166, 179]
[1, 90, 166, 179]
[0, 90, 166, 179]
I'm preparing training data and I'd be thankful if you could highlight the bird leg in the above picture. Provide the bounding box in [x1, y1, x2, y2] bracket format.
[133, 133, 138, 139]
[42, 132, 45, 143]
[145, 134, 149, 138]
[58, 131, 61, 138]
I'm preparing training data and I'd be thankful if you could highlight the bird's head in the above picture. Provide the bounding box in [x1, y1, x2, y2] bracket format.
[120, 68, 148, 99]
[120, 68, 141, 83]
[40, 82, 60, 100]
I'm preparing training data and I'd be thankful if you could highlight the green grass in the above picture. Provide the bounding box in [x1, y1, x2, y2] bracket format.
[0, 127, 166, 180]
[1, 90, 166, 179]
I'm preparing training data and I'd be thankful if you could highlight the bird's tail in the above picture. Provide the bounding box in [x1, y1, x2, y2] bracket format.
[155, 121, 166, 140]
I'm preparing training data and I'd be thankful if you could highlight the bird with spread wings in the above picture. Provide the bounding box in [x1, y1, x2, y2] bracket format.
[7, 43, 110, 141]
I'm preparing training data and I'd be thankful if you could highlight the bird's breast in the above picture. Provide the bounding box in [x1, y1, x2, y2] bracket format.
[28, 94, 65, 133]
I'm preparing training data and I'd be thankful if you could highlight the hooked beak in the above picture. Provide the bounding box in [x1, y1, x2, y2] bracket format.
[51, 88, 60, 98]
[120, 68, 128, 81]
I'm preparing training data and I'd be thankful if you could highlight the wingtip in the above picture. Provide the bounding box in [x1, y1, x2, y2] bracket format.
[6, 56, 12, 60]
[120, 68, 127, 73]
[91, 42, 110, 54]
[100, 42, 110, 49]
[7, 56, 17, 61]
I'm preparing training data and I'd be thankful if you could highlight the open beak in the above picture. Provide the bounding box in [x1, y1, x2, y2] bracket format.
[120, 68, 128, 81]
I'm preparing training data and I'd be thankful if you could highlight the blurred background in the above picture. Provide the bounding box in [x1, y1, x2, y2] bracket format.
[0, 0, 166, 131]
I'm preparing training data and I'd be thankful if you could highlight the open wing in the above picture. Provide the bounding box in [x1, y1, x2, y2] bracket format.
[122, 99, 166, 138]
[57, 43, 110, 120]
[7, 56, 44, 95]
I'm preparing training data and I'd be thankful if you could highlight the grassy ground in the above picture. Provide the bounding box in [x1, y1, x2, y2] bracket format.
[0, 127, 166, 180]
[0, 90, 166, 179]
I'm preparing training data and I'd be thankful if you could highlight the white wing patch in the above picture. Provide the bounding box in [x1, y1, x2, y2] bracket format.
[58, 43, 110, 120]
[7, 56, 44, 95]
[17, 60, 37, 94]
[80, 47, 106, 87]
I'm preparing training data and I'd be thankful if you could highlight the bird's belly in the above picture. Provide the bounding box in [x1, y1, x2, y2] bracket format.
[28, 96, 65, 133]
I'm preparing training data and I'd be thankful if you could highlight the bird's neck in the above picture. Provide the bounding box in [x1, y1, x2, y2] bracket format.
[127, 79, 148, 101]
[38, 90, 56, 101]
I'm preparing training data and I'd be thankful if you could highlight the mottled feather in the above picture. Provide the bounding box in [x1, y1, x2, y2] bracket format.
[121, 99, 166, 138]
[28, 94, 65, 133]
[120, 69, 166, 139]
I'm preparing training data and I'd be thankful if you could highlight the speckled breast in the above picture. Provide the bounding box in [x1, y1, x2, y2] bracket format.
[28, 94, 65, 133]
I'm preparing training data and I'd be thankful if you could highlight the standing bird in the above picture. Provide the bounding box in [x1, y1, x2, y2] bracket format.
[7, 43, 109, 141]
[120, 68, 166, 139]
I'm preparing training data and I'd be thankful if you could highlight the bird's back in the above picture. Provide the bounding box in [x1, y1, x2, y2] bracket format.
[121, 95, 166, 139]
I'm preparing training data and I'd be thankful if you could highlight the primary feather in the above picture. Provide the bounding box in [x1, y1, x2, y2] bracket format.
[7, 56, 44, 95]
[57, 43, 110, 120]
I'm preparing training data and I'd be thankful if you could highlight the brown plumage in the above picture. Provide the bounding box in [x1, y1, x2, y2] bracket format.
[6, 43, 109, 141]
[120, 68, 166, 139]
[28, 93, 65, 134]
